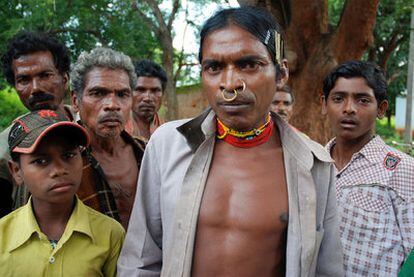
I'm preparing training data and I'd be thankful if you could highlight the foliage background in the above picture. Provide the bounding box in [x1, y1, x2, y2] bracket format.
[0, 0, 412, 155]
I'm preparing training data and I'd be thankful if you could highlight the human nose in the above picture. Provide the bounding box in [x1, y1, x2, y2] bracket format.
[50, 158, 69, 178]
[343, 99, 356, 114]
[103, 93, 121, 110]
[219, 67, 244, 92]
[31, 77, 43, 93]
[141, 91, 152, 102]
[277, 102, 285, 110]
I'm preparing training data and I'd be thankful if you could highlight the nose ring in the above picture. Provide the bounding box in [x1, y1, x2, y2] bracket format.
[221, 88, 238, 102]
[221, 79, 246, 102]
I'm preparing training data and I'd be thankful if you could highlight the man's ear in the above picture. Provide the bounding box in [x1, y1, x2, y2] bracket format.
[71, 91, 80, 113]
[276, 59, 289, 90]
[321, 95, 328, 115]
[377, 100, 389, 119]
[8, 160, 23, 186]
[63, 72, 69, 91]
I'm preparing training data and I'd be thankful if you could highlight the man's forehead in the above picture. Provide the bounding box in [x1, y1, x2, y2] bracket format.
[84, 67, 131, 89]
[201, 25, 271, 61]
[13, 51, 57, 74]
[136, 76, 162, 88]
[274, 91, 292, 100]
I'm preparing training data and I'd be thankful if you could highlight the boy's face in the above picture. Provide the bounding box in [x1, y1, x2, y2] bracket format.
[9, 132, 83, 204]
[322, 77, 388, 142]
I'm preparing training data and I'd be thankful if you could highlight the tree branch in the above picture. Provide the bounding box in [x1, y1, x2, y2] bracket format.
[378, 30, 405, 68]
[167, 0, 180, 30]
[332, 0, 379, 62]
[47, 28, 109, 45]
[387, 70, 401, 85]
[131, 0, 159, 36]
[143, 0, 169, 34]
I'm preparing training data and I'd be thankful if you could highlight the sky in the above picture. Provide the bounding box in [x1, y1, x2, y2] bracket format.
[160, 0, 239, 84]
[171, 0, 240, 54]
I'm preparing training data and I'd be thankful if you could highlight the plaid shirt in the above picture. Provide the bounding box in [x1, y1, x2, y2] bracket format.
[77, 130, 145, 224]
[326, 136, 414, 276]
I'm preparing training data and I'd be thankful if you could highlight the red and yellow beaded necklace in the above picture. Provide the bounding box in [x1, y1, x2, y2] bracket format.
[216, 114, 273, 148]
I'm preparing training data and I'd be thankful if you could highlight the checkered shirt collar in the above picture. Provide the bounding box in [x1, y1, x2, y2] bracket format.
[326, 135, 386, 166]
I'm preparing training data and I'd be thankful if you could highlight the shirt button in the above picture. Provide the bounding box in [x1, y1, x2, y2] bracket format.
[49, 256, 55, 264]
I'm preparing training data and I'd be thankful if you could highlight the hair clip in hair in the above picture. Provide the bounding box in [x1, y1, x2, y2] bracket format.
[274, 30, 284, 63]
[264, 30, 271, 45]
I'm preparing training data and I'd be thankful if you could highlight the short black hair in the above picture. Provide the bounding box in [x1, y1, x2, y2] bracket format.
[2, 31, 71, 85]
[278, 85, 294, 103]
[133, 59, 168, 91]
[10, 152, 20, 163]
[199, 6, 285, 74]
[323, 60, 387, 105]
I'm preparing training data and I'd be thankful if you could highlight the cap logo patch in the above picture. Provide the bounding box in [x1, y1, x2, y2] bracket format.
[38, 110, 58, 118]
[384, 152, 401, 171]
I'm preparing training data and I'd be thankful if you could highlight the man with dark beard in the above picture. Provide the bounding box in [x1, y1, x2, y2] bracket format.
[71, 47, 144, 230]
[0, 31, 72, 217]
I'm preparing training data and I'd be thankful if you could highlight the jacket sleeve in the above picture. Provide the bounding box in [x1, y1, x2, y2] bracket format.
[316, 164, 344, 276]
[117, 140, 163, 277]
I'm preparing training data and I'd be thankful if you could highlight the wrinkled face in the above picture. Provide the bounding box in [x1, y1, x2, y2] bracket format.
[322, 77, 388, 142]
[132, 76, 163, 122]
[12, 51, 68, 111]
[270, 91, 293, 122]
[201, 25, 278, 131]
[73, 67, 132, 139]
[10, 133, 83, 205]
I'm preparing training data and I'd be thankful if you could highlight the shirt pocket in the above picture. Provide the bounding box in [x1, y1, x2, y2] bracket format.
[339, 184, 393, 242]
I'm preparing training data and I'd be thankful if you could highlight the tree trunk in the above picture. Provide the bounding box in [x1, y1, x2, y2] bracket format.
[160, 35, 179, 120]
[239, 0, 379, 144]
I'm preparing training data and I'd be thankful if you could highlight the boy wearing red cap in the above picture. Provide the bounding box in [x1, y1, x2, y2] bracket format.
[0, 110, 125, 276]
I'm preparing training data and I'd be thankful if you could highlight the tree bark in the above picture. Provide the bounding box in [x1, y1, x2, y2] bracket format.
[239, 0, 379, 143]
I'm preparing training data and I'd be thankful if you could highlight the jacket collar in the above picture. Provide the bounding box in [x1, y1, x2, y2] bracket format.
[176, 108, 332, 169]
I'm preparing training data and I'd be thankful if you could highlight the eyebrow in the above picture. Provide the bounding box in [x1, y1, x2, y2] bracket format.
[202, 54, 268, 65]
[87, 86, 131, 93]
[331, 91, 374, 97]
[235, 55, 268, 63]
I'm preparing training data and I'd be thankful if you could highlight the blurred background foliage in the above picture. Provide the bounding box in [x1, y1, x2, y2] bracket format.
[0, 0, 413, 155]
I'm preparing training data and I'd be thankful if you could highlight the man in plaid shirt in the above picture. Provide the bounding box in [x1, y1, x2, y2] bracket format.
[322, 60, 414, 276]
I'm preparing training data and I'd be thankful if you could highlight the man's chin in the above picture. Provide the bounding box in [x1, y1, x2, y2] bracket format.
[137, 112, 155, 122]
[31, 103, 57, 111]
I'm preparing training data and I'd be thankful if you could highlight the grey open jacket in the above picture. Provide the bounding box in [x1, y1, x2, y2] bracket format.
[117, 109, 344, 277]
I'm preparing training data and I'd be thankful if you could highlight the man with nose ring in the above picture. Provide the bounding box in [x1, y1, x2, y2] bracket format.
[118, 7, 343, 276]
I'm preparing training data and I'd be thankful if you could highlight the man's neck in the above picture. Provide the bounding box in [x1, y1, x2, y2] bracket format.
[89, 132, 126, 156]
[32, 197, 75, 240]
[133, 113, 153, 139]
[331, 133, 374, 171]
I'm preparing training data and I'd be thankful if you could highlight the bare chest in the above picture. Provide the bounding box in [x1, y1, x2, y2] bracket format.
[199, 141, 289, 233]
[93, 147, 139, 228]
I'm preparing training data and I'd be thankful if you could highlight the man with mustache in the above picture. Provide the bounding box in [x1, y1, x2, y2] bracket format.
[322, 60, 414, 276]
[71, 47, 144, 230]
[118, 7, 343, 276]
[131, 59, 165, 141]
[270, 84, 294, 122]
[0, 31, 72, 217]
